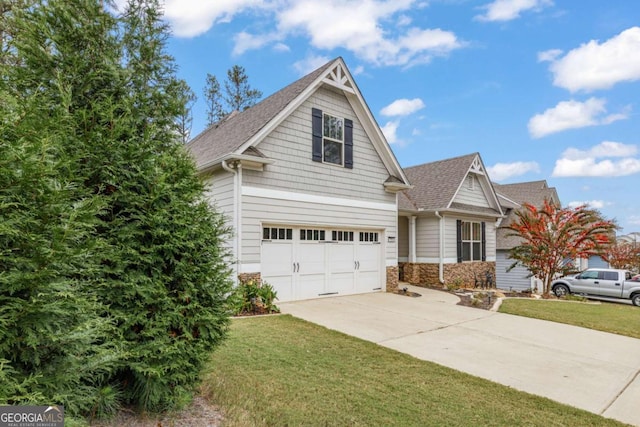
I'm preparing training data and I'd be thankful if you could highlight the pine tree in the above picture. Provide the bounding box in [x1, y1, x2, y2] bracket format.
[204, 65, 262, 126]
[224, 64, 262, 112]
[204, 72, 225, 126]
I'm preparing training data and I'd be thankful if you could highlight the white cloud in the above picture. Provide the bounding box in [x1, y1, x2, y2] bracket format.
[528, 97, 628, 138]
[233, 31, 275, 56]
[552, 141, 640, 177]
[567, 200, 607, 209]
[116, 0, 465, 67]
[547, 27, 640, 92]
[629, 215, 640, 226]
[273, 1, 463, 67]
[561, 141, 637, 160]
[380, 98, 425, 117]
[292, 54, 332, 76]
[475, 0, 552, 22]
[537, 49, 562, 62]
[487, 161, 540, 182]
[165, 0, 265, 38]
[381, 120, 400, 144]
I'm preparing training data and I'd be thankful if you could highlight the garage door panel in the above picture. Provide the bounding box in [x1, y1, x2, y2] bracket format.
[261, 226, 383, 302]
[262, 241, 294, 302]
[330, 244, 356, 273]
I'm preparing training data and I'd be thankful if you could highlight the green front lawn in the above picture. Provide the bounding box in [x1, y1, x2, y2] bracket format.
[202, 315, 624, 426]
[499, 299, 640, 339]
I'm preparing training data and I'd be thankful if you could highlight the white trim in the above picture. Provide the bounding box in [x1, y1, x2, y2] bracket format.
[240, 263, 261, 273]
[415, 257, 459, 264]
[385, 259, 398, 267]
[242, 186, 397, 212]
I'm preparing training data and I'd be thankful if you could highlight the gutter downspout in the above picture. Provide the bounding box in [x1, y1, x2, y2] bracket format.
[435, 211, 444, 284]
[222, 160, 241, 283]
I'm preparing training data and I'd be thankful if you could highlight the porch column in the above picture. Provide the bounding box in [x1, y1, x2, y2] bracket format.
[409, 215, 417, 263]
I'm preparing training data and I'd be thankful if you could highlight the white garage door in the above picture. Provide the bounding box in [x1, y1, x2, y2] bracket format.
[261, 226, 383, 302]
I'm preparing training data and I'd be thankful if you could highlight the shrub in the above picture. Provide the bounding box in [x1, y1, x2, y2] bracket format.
[231, 280, 280, 315]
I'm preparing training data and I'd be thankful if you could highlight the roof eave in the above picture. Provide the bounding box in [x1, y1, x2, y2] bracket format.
[198, 153, 275, 174]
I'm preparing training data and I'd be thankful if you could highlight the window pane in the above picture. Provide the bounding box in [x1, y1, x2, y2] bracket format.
[323, 115, 343, 140]
[286, 229, 292, 240]
[332, 231, 336, 241]
[323, 140, 343, 165]
[473, 242, 481, 260]
[263, 228, 270, 240]
[462, 222, 471, 240]
[462, 242, 471, 261]
[472, 223, 481, 240]
[320, 230, 325, 240]
[271, 228, 277, 239]
[278, 228, 285, 239]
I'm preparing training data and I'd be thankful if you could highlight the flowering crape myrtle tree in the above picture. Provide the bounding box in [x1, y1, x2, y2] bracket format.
[604, 242, 640, 272]
[506, 200, 617, 295]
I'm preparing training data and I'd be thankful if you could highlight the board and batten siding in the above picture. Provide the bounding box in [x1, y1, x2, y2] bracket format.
[241, 194, 396, 265]
[496, 250, 532, 291]
[242, 86, 395, 205]
[453, 174, 490, 208]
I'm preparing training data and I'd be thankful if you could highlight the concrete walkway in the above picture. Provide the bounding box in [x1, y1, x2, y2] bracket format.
[279, 285, 640, 426]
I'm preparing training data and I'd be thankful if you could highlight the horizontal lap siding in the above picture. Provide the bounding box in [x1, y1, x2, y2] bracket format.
[204, 171, 234, 227]
[242, 195, 396, 264]
[496, 250, 531, 291]
[242, 87, 393, 204]
[416, 216, 439, 259]
[454, 176, 490, 207]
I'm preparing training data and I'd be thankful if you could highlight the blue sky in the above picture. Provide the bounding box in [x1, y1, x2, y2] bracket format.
[116, 0, 640, 233]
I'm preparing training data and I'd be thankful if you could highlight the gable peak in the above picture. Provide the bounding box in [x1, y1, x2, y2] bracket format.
[322, 60, 355, 93]
[469, 155, 485, 175]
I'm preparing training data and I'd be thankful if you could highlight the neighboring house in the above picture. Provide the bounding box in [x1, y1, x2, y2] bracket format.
[493, 180, 560, 291]
[187, 57, 410, 302]
[398, 153, 503, 287]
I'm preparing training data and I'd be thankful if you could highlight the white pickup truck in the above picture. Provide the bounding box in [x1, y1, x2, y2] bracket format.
[551, 268, 640, 306]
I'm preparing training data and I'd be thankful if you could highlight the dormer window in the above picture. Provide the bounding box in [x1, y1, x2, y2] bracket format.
[312, 108, 353, 169]
[323, 114, 344, 165]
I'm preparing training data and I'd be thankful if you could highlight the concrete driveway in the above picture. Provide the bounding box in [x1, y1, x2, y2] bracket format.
[279, 285, 640, 427]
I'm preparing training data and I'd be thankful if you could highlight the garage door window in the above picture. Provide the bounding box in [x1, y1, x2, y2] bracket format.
[332, 230, 354, 241]
[300, 229, 326, 241]
[359, 232, 379, 242]
[263, 227, 293, 240]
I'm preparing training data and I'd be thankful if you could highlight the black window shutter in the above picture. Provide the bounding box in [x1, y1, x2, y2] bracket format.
[344, 118, 353, 169]
[311, 108, 323, 162]
[481, 222, 486, 261]
[456, 220, 462, 263]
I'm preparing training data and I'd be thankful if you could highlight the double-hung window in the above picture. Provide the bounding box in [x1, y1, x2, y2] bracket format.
[311, 108, 353, 168]
[460, 221, 483, 261]
[322, 113, 344, 165]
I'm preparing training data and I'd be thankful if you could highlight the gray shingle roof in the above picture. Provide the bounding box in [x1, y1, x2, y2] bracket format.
[493, 180, 561, 249]
[186, 58, 336, 170]
[399, 153, 479, 211]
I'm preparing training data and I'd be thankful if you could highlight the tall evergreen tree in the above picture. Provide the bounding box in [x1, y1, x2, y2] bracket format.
[101, 0, 233, 411]
[176, 80, 196, 143]
[1, 0, 233, 416]
[0, 0, 122, 417]
[204, 72, 225, 126]
[204, 65, 262, 126]
[224, 64, 262, 112]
